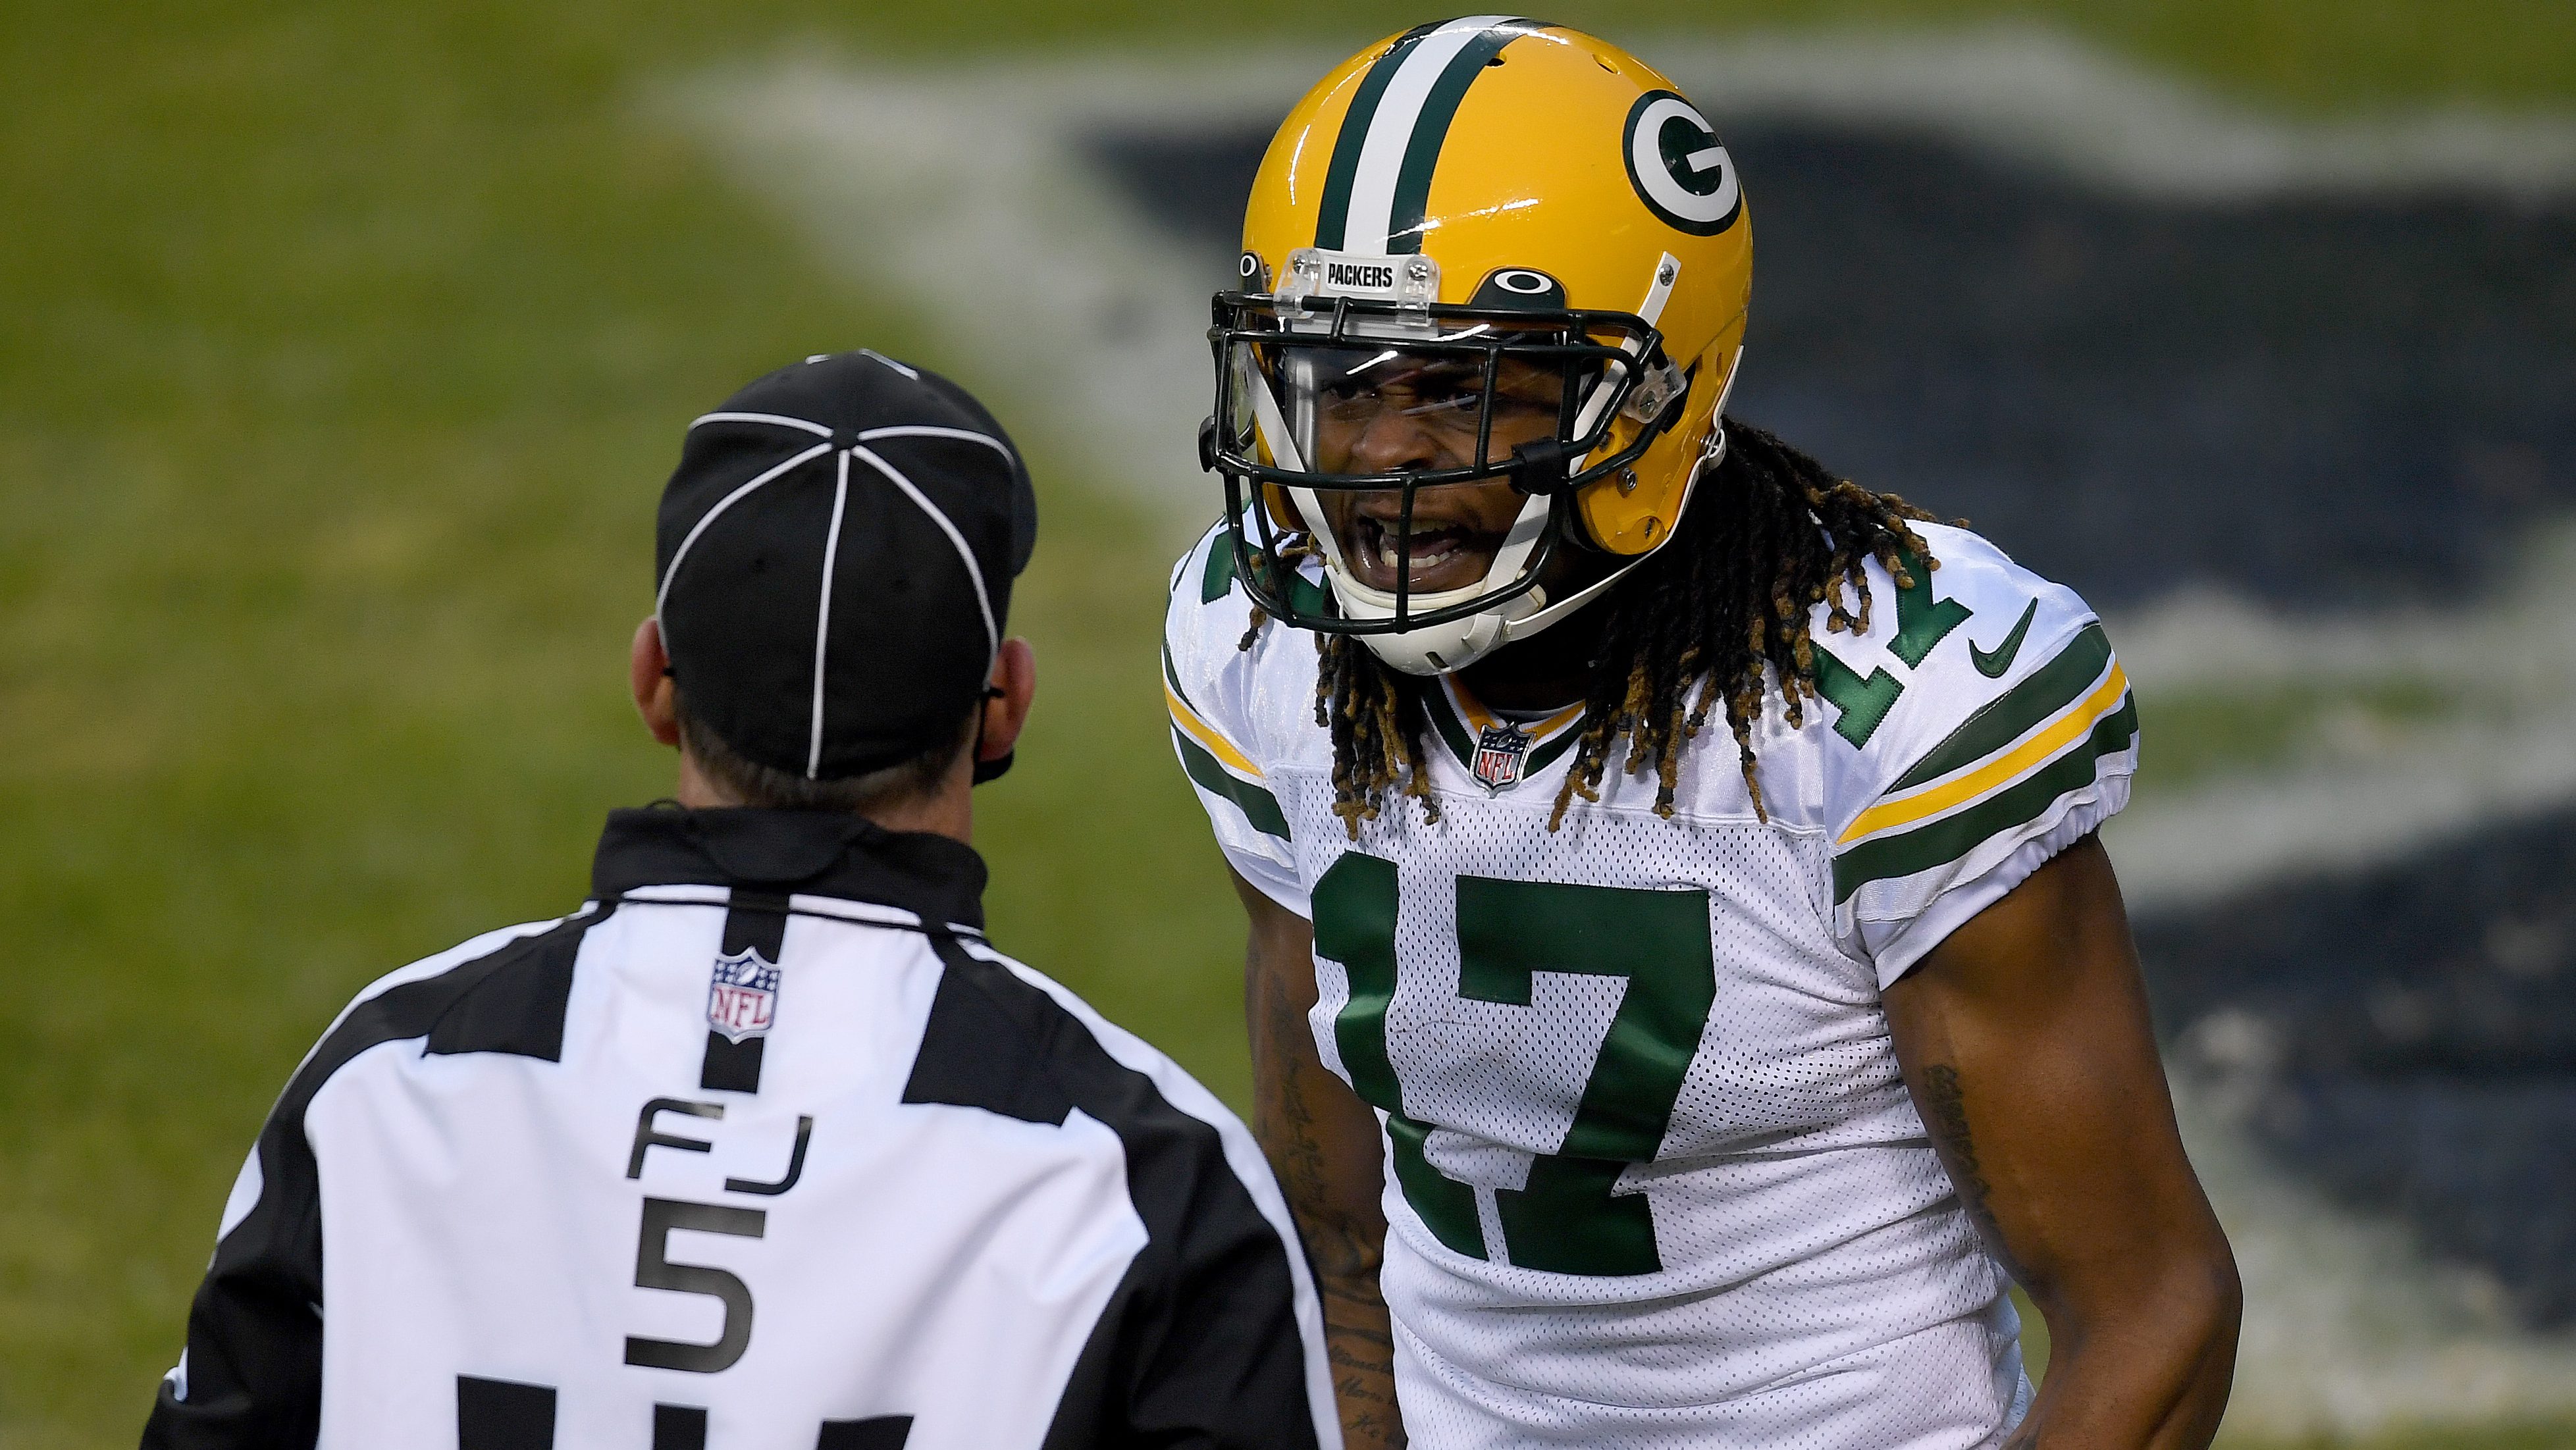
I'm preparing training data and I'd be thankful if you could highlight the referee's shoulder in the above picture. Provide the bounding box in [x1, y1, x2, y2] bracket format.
[905, 934, 1246, 1145]
[283, 906, 608, 1098]
[917, 936, 1305, 1276]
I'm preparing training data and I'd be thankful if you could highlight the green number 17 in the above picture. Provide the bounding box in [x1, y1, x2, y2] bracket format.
[1311, 852, 1715, 1276]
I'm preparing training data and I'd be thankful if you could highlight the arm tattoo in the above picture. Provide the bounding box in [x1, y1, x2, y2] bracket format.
[1920, 1064, 2029, 1282]
[1251, 942, 1406, 1447]
[1255, 970, 1354, 1258]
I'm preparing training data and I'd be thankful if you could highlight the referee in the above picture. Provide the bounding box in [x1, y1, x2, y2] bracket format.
[143, 353, 1338, 1450]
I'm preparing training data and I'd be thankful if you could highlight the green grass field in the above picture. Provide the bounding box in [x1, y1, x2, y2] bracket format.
[2, 1, 2569, 1444]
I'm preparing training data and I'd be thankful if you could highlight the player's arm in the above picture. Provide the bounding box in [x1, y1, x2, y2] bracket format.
[1232, 865, 1406, 1450]
[1882, 834, 2239, 1447]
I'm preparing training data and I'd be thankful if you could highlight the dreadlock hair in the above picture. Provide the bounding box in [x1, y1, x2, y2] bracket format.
[1255, 419, 1945, 838]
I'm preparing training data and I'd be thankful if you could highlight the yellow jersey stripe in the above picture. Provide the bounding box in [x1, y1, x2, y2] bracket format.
[1839, 662, 2131, 845]
[1166, 683, 1263, 780]
[1443, 676, 1584, 742]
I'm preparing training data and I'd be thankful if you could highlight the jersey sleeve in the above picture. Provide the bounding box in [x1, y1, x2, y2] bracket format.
[142, 1095, 327, 1449]
[1164, 525, 1307, 916]
[1827, 527, 2140, 987]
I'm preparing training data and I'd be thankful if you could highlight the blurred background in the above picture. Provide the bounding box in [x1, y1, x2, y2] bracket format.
[3, 2, 2571, 1445]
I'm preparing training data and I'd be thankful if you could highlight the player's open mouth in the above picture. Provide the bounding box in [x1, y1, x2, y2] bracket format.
[1344, 513, 1500, 595]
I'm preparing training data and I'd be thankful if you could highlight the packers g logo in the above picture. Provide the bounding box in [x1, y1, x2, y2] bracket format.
[1623, 90, 1742, 236]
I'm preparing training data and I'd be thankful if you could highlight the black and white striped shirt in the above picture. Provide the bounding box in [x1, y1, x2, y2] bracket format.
[144, 807, 1336, 1450]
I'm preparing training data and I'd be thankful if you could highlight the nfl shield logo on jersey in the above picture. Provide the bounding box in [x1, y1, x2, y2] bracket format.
[706, 948, 780, 1044]
[1471, 723, 1533, 792]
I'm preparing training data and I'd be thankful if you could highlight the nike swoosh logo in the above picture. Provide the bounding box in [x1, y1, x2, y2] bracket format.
[1970, 600, 2039, 678]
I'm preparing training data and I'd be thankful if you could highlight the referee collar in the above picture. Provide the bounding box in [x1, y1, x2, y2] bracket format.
[592, 806, 987, 931]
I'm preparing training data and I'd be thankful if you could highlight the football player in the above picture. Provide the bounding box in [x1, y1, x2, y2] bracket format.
[1165, 18, 2241, 1449]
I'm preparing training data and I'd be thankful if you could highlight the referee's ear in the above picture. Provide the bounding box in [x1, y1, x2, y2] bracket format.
[631, 615, 682, 748]
[978, 636, 1038, 765]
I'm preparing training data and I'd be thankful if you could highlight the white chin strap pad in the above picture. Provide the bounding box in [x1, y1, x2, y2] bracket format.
[1357, 608, 1508, 677]
[1332, 486, 1550, 676]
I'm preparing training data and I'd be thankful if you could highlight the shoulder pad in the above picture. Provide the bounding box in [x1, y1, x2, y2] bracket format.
[1805, 523, 2138, 916]
[1164, 525, 1300, 856]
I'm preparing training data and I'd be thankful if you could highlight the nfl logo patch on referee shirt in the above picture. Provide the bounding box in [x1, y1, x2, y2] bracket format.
[706, 948, 779, 1044]
[1471, 723, 1532, 792]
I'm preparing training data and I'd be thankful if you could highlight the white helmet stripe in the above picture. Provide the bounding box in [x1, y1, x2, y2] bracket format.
[1340, 16, 1516, 255]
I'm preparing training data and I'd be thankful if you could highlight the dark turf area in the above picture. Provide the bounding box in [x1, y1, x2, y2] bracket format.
[2138, 806, 2576, 1328]
[1086, 118, 2576, 610]
[1087, 114, 2576, 1327]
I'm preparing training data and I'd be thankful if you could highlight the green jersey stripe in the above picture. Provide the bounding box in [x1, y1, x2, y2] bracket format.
[1426, 692, 1478, 771]
[1173, 725, 1292, 840]
[1889, 623, 2115, 793]
[1314, 22, 1438, 250]
[1525, 723, 1583, 776]
[1383, 26, 1525, 254]
[1203, 531, 1334, 618]
[1160, 637, 1196, 713]
[1200, 532, 1238, 604]
[1835, 694, 2138, 903]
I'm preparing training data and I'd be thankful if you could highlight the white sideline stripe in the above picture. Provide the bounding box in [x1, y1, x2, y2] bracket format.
[689, 409, 835, 437]
[677, 36, 2576, 542]
[808, 448, 853, 778]
[849, 444, 1000, 666]
[2108, 710, 2576, 914]
[1340, 16, 1512, 254]
[655, 440, 833, 616]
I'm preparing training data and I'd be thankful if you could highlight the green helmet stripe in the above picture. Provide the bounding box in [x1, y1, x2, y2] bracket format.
[1317, 18, 1542, 255]
[1384, 24, 1532, 254]
[1315, 22, 1439, 251]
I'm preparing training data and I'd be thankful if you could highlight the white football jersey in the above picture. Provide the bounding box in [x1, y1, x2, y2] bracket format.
[1165, 519, 2138, 1448]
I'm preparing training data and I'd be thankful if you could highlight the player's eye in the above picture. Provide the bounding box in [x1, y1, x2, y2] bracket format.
[1318, 381, 1384, 422]
[1398, 386, 1483, 418]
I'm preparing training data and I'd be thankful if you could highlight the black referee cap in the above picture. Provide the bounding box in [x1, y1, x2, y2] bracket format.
[655, 351, 1037, 781]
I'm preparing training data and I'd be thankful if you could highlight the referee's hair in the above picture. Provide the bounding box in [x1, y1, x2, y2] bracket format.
[672, 688, 974, 814]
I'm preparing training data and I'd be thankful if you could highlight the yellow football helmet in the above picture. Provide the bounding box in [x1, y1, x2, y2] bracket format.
[1204, 18, 1753, 674]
